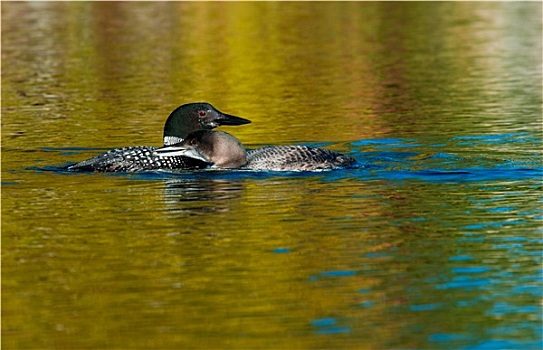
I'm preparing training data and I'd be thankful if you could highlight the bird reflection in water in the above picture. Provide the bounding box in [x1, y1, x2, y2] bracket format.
[161, 177, 245, 216]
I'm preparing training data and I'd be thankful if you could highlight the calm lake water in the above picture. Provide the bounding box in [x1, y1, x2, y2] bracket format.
[2, 2, 542, 349]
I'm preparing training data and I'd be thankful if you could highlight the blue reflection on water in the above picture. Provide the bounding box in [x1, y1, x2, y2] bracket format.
[437, 278, 494, 290]
[449, 255, 474, 261]
[359, 301, 375, 308]
[452, 267, 490, 274]
[315, 326, 352, 335]
[428, 332, 472, 342]
[463, 339, 543, 350]
[310, 270, 356, 281]
[311, 318, 336, 327]
[320, 270, 356, 277]
[311, 318, 352, 335]
[42, 161, 541, 184]
[271, 247, 292, 254]
[486, 302, 540, 316]
[33, 132, 542, 186]
[410, 304, 441, 311]
[487, 207, 515, 213]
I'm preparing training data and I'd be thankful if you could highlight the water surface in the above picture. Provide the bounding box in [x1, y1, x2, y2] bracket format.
[2, 2, 542, 349]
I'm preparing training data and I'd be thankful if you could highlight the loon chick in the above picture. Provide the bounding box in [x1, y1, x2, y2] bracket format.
[156, 130, 357, 171]
[67, 103, 250, 172]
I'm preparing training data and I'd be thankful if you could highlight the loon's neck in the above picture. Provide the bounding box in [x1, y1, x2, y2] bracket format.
[163, 136, 184, 146]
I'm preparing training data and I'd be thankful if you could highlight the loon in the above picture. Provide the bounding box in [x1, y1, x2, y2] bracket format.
[67, 103, 251, 172]
[156, 130, 357, 171]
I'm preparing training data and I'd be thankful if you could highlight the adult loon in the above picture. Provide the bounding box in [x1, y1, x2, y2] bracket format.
[156, 130, 357, 171]
[67, 103, 251, 172]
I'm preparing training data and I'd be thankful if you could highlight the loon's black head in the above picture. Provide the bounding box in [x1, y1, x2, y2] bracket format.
[156, 130, 247, 169]
[163, 102, 251, 146]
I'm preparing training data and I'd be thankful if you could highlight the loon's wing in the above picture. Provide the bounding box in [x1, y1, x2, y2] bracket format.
[246, 145, 356, 171]
[67, 146, 207, 172]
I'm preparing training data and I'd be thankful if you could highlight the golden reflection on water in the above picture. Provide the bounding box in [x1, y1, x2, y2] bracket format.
[2, 172, 394, 349]
[2, 1, 541, 349]
[4, 2, 540, 147]
[3, 2, 539, 151]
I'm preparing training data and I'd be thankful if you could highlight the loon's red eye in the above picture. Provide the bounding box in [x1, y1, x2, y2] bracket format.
[198, 111, 206, 117]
